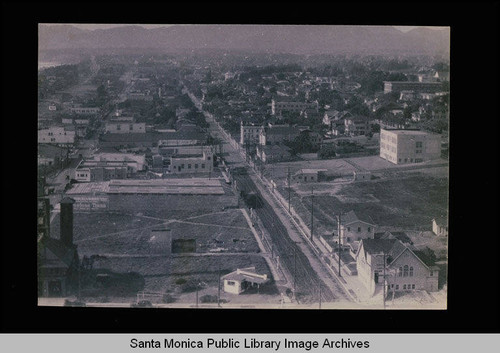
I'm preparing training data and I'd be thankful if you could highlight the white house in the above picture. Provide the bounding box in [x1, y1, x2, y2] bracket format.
[338, 211, 376, 245]
[221, 267, 269, 295]
[432, 217, 448, 236]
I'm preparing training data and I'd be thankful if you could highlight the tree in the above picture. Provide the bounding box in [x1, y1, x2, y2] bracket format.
[317, 144, 336, 159]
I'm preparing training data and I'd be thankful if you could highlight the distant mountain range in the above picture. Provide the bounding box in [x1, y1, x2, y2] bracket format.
[39, 25, 449, 57]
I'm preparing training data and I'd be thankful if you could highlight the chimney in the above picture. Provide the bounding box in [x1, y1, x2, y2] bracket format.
[60, 197, 75, 247]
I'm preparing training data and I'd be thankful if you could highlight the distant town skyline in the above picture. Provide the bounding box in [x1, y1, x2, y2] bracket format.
[42, 23, 448, 33]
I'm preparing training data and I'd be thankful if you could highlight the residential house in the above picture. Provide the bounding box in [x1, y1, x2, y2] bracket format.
[374, 231, 413, 245]
[355, 238, 440, 295]
[323, 109, 340, 127]
[432, 217, 448, 236]
[256, 144, 292, 163]
[222, 267, 269, 295]
[288, 169, 327, 184]
[331, 122, 345, 136]
[259, 125, 301, 146]
[338, 210, 376, 246]
[344, 116, 371, 136]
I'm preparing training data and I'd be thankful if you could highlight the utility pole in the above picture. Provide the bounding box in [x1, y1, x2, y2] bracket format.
[337, 213, 342, 277]
[319, 282, 322, 309]
[287, 167, 291, 214]
[310, 186, 314, 241]
[294, 246, 297, 298]
[217, 264, 221, 308]
[196, 282, 199, 308]
[383, 252, 386, 310]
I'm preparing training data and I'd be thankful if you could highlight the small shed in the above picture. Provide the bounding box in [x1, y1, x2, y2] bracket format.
[353, 170, 372, 181]
[289, 169, 327, 184]
[221, 267, 268, 295]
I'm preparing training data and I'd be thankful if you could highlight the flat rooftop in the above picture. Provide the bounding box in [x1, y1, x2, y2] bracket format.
[109, 178, 221, 187]
[382, 129, 431, 136]
[67, 182, 111, 194]
[300, 168, 328, 174]
[66, 178, 225, 195]
[108, 178, 224, 195]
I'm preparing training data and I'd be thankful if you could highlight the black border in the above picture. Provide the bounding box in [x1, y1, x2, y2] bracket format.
[1, 1, 499, 333]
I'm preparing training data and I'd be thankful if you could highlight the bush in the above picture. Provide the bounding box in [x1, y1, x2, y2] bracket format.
[175, 278, 187, 285]
[200, 294, 218, 303]
[162, 294, 176, 303]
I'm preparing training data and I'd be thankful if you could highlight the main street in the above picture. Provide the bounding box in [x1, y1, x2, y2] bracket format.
[183, 85, 351, 303]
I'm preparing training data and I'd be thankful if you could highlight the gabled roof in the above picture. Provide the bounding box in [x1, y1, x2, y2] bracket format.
[389, 231, 413, 245]
[412, 250, 437, 268]
[341, 210, 376, 226]
[361, 239, 401, 257]
[221, 267, 268, 284]
[358, 238, 437, 271]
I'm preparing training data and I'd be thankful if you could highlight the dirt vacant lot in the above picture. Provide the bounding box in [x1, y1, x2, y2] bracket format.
[51, 208, 259, 256]
[279, 171, 448, 235]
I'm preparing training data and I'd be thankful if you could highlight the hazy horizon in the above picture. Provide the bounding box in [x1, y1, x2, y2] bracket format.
[41, 24, 449, 33]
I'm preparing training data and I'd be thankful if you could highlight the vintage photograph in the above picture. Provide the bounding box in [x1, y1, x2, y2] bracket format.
[37, 24, 449, 309]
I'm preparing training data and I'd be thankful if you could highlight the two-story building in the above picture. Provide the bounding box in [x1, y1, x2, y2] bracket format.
[338, 210, 376, 245]
[256, 144, 292, 164]
[356, 238, 440, 296]
[105, 121, 146, 134]
[380, 129, 441, 165]
[344, 116, 371, 136]
[240, 121, 264, 146]
[259, 125, 301, 146]
[74, 153, 146, 182]
[38, 126, 76, 145]
[170, 146, 214, 174]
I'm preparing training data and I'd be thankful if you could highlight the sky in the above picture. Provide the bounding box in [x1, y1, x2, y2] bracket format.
[43, 24, 448, 32]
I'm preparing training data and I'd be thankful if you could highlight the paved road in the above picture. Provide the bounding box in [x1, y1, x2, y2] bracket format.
[183, 84, 350, 303]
